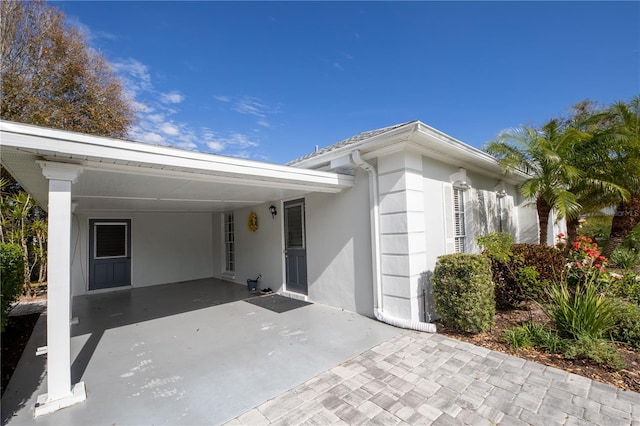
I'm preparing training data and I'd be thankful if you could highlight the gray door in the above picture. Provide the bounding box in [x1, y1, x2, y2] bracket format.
[284, 199, 307, 295]
[89, 219, 131, 290]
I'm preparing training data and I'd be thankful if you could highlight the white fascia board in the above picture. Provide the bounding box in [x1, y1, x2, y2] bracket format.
[413, 124, 528, 183]
[0, 120, 353, 191]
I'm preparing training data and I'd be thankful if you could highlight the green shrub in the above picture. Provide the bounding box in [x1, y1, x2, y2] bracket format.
[563, 336, 624, 370]
[502, 323, 535, 350]
[610, 247, 640, 270]
[578, 216, 612, 248]
[543, 280, 617, 340]
[503, 322, 567, 353]
[604, 272, 640, 305]
[432, 254, 495, 333]
[609, 299, 640, 350]
[1, 243, 24, 332]
[622, 222, 640, 251]
[479, 238, 566, 309]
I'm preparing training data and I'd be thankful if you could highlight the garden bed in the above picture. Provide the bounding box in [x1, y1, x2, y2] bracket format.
[437, 302, 640, 393]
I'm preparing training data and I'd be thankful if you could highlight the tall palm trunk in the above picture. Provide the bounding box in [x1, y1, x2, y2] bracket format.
[602, 195, 640, 258]
[566, 217, 581, 250]
[537, 196, 552, 245]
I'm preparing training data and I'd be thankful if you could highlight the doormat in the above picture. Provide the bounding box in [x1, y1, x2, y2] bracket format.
[244, 294, 311, 314]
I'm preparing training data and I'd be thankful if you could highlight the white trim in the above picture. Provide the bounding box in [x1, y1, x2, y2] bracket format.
[1, 120, 353, 191]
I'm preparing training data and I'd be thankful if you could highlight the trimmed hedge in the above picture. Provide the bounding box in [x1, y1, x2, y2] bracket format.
[432, 253, 495, 333]
[490, 244, 566, 309]
[1, 243, 24, 332]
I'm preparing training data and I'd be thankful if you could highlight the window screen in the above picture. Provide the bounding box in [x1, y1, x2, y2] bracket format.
[95, 223, 127, 258]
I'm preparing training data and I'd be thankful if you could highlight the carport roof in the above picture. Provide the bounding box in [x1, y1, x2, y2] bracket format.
[0, 121, 354, 213]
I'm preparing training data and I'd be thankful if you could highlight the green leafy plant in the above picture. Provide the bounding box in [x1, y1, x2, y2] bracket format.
[503, 322, 567, 353]
[610, 247, 640, 270]
[432, 254, 495, 333]
[477, 232, 514, 263]
[563, 336, 624, 370]
[543, 280, 617, 340]
[1, 243, 24, 331]
[603, 271, 640, 305]
[478, 234, 566, 309]
[609, 299, 640, 349]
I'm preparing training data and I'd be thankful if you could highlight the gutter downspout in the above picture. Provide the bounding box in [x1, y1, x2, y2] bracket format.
[351, 150, 436, 333]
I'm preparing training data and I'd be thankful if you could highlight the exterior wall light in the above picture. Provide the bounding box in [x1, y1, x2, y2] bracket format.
[453, 180, 471, 190]
[269, 205, 277, 219]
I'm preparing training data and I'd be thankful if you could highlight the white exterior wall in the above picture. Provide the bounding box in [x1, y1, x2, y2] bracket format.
[225, 203, 285, 291]
[305, 169, 374, 316]
[71, 212, 214, 296]
[515, 202, 540, 243]
[420, 157, 521, 321]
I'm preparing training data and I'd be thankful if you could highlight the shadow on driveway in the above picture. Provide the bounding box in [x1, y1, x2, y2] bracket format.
[2, 278, 399, 425]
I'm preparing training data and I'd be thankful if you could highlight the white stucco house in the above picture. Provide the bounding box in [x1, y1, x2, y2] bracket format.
[0, 119, 559, 415]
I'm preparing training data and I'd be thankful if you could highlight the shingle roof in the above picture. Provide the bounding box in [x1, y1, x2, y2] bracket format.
[287, 120, 417, 165]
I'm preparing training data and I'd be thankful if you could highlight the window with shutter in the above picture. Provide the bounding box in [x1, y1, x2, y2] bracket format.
[453, 188, 466, 253]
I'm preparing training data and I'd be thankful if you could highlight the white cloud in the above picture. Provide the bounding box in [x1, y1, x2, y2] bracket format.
[139, 131, 165, 144]
[109, 56, 269, 158]
[159, 122, 180, 136]
[206, 141, 225, 152]
[233, 97, 268, 118]
[111, 58, 152, 96]
[159, 91, 185, 104]
[333, 62, 344, 71]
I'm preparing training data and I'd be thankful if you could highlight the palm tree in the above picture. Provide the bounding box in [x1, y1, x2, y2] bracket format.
[486, 120, 587, 245]
[598, 96, 640, 257]
[561, 101, 630, 248]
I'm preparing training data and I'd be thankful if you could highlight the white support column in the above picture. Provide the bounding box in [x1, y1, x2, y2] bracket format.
[35, 162, 86, 417]
[377, 151, 426, 322]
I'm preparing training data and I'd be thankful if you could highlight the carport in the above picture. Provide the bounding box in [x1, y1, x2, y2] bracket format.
[0, 120, 354, 416]
[1, 278, 401, 425]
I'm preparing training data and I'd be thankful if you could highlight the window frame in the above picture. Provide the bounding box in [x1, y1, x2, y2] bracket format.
[223, 212, 235, 273]
[453, 188, 466, 253]
[93, 222, 129, 259]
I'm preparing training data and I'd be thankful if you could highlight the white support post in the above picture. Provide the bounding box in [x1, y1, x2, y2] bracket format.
[35, 162, 86, 417]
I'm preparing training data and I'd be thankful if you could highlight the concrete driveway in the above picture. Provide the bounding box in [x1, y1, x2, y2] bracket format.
[1, 279, 401, 425]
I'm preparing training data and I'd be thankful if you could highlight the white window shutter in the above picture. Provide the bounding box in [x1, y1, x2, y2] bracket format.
[443, 184, 455, 253]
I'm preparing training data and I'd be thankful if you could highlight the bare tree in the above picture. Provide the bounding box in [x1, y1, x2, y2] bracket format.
[1, 0, 135, 137]
[1, 0, 136, 290]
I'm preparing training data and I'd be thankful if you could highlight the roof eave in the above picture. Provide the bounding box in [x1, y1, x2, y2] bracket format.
[0, 120, 354, 192]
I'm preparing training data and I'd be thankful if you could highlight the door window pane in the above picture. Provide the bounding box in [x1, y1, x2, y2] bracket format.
[286, 204, 304, 248]
[95, 224, 127, 258]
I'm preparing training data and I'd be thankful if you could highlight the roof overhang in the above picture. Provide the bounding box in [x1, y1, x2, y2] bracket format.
[0, 121, 354, 213]
[291, 121, 525, 185]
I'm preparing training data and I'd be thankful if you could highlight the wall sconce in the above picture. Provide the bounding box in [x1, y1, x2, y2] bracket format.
[269, 205, 277, 219]
[451, 167, 471, 190]
[453, 180, 471, 190]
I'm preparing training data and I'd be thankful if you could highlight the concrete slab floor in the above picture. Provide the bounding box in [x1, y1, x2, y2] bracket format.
[1, 278, 401, 425]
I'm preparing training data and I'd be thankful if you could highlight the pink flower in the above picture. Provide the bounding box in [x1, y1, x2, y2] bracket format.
[557, 233, 565, 238]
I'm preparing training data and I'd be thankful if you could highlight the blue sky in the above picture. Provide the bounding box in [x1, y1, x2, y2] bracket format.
[56, 1, 639, 165]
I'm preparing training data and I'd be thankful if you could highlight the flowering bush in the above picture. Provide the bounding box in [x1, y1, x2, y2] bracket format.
[562, 235, 608, 288]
